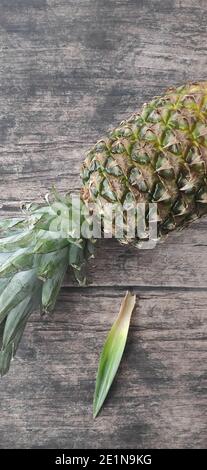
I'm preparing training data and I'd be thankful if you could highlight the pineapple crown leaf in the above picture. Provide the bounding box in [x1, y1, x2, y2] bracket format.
[0, 190, 95, 376]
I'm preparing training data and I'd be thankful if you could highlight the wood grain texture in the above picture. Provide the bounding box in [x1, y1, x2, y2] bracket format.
[0, 0, 206, 449]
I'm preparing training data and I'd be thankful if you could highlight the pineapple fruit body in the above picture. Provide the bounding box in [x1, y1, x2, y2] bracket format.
[81, 82, 207, 241]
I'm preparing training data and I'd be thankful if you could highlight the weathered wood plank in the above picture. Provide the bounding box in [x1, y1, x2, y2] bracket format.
[2, 200, 207, 288]
[1, 1, 207, 204]
[69, 225, 207, 288]
[0, 288, 206, 449]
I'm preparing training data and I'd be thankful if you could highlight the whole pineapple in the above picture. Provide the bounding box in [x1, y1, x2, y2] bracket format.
[1, 81, 207, 376]
[81, 82, 207, 240]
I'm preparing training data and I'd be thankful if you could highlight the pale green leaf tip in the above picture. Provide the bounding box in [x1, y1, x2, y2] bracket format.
[93, 394, 103, 419]
[92, 395, 102, 419]
[93, 406, 98, 419]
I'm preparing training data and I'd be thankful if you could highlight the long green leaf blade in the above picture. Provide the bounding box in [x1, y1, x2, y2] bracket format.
[0, 191, 95, 376]
[93, 291, 136, 418]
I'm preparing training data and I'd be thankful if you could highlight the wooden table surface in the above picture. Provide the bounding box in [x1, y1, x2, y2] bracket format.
[0, 0, 206, 449]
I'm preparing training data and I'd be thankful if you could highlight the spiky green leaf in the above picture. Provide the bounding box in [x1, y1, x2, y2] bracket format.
[0, 192, 94, 375]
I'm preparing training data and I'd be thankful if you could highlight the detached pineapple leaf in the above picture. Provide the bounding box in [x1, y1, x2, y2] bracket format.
[93, 291, 136, 418]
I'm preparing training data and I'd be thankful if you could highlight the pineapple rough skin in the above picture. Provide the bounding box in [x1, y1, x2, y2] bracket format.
[81, 82, 207, 239]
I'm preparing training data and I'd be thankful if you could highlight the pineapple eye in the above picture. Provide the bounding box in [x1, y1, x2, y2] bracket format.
[84, 151, 95, 168]
[122, 127, 133, 137]
[105, 157, 123, 176]
[196, 187, 207, 203]
[127, 114, 140, 125]
[170, 113, 189, 131]
[142, 128, 157, 142]
[89, 160, 97, 172]
[138, 154, 150, 164]
[114, 127, 132, 138]
[129, 168, 148, 192]
[155, 154, 173, 177]
[156, 155, 168, 170]
[81, 168, 90, 181]
[192, 122, 206, 139]
[182, 95, 197, 109]
[172, 197, 188, 215]
[141, 103, 157, 121]
[159, 168, 173, 177]
[177, 173, 187, 188]
[90, 186, 99, 197]
[165, 140, 182, 155]
[186, 147, 201, 164]
[111, 141, 125, 154]
[152, 182, 171, 202]
[101, 179, 117, 202]
[131, 145, 150, 164]
[160, 108, 171, 123]
[147, 110, 161, 123]
[171, 143, 182, 154]
[133, 116, 144, 127]
[94, 140, 108, 152]
[123, 192, 136, 206]
[162, 129, 176, 147]
[138, 180, 148, 192]
[162, 217, 176, 232]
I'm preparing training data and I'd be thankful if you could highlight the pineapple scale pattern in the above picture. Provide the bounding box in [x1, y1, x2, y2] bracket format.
[82, 82, 207, 238]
